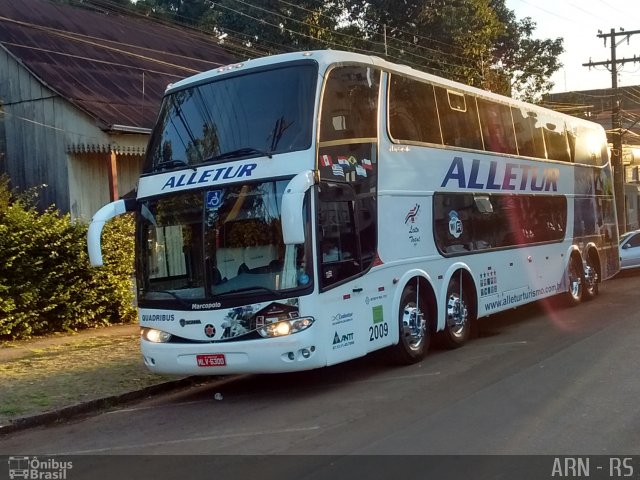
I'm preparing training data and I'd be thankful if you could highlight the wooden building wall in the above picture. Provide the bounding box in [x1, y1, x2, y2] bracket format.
[0, 46, 148, 221]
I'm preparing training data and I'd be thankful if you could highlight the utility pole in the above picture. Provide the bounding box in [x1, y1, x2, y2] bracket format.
[583, 28, 640, 234]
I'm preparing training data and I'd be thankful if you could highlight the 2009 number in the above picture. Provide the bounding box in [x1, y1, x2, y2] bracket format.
[369, 322, 389, 341]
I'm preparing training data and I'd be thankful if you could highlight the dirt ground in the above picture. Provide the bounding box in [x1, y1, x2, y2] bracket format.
[0, 325, 175, 426]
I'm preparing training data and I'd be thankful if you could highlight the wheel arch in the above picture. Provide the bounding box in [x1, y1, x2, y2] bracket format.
[438, 263, 477, 332]
[391, 269, 438, 343]
[583, 242, 601, 280]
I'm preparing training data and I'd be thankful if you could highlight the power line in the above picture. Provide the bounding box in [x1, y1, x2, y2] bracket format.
[0, 16, 210, 74]
[515, 0, 573, 22]
[275, 0, 472, 60]
[0, 41, 188, 78]
[66, 0, 272, 60]
[205, 0, 450, 73]
[565, 1, 604, 21]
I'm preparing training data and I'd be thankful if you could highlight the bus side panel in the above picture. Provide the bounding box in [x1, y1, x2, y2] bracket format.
[473, 242, 569, 319]
[377, 193, 436, 262]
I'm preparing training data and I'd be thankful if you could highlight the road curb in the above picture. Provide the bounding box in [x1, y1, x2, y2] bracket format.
[0, 376, 203, 436]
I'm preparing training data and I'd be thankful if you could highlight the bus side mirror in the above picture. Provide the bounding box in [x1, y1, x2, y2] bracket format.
[87, 198, 135, 266]
[281, 170, 314, 245]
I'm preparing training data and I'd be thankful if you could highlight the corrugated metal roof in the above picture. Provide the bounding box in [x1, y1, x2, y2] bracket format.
[0, 0, 236, 130]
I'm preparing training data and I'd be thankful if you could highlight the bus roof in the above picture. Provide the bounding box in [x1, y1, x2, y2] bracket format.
[165, 49, 603, 133]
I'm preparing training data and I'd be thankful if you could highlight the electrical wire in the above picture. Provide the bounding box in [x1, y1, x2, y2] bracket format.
[273, 0, 476, 63]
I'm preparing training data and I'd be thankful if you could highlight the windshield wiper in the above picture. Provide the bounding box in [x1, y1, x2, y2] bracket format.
[144, 289, 192, 308]
[218, 285, 280, 296]
[270, 116, 293, 152]
[205, 147, 272, 163]
[155, 159, 197, 172]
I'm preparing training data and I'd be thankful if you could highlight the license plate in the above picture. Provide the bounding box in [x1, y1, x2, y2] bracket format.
[196, 354, 226, 367]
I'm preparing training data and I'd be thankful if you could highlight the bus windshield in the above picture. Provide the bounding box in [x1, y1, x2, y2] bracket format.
[144, 62, 318, 173]
[137, 179, 311, 303]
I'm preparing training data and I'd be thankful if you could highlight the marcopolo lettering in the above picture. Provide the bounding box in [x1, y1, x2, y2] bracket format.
[441, 157, 559, 192]
[162, 163, 257, 191]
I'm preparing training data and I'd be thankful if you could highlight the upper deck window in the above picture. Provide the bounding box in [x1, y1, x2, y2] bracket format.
[320, 66, 380, 142]
[434, 87, 483, 150]
[144, 63, 318, 173]
[388, 74, 443, 144]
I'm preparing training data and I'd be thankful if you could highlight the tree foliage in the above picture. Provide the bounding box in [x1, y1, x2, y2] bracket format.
[116, 0, 563, 100]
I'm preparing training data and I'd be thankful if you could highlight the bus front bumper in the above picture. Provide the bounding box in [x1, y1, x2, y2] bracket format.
[140, 331, 325, 375]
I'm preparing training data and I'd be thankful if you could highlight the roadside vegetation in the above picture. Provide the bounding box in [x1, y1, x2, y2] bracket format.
[0, 332, 174, 425]
[0, 175, 136, 340]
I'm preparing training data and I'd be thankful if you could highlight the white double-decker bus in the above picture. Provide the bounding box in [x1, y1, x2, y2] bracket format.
[88, 50, 618, 374]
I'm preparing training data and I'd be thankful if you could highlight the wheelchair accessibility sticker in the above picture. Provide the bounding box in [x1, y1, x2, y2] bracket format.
[206, 190, 224, 209]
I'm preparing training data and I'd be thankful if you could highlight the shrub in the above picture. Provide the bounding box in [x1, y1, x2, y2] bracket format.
[0, 177, 136, 340]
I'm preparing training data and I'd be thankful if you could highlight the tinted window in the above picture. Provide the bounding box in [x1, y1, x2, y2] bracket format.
[572, 125, 605, 166]
[320, 66, 380, 142]
[388, 75, 442, 144]
[512, 108, 546, 159]
[318, 183, 360, 287]
[540, 114, 570, 162]
[317, 182, 377, 289]
[434, 192, 567, 255]
[434, 87, 483, 150]
[144, 63, 317, 173]
[477, 98, 518, 155]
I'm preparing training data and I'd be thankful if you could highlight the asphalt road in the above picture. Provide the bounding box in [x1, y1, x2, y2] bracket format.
[2, 272, 640, 466]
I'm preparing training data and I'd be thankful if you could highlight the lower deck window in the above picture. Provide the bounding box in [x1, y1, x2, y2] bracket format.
[434, 192, 567, 255]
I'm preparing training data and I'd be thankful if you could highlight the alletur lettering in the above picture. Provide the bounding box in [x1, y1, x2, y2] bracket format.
[162, 163, 257, 191]
[441, 157, 559, 192]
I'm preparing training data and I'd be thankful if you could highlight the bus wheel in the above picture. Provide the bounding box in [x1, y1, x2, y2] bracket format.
[566, 255, 584, 306]
[391, 285, 429, 364]
[582, 253, 599, 301]
[441, 277, 472, 349]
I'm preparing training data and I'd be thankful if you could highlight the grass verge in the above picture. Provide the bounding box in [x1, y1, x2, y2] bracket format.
[0, 334, 174, 426]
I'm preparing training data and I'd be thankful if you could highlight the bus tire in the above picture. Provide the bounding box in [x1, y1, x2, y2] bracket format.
[566, 254, 584, 306]
[441, 276, 472, 349]
[390, 284, 429, 365]
[582, 252, 599, 301]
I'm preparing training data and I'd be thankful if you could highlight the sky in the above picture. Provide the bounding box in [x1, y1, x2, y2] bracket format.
[505, 0, 640, 93]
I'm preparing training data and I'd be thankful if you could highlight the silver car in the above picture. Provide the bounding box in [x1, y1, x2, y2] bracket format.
[619, 230, 640, 270]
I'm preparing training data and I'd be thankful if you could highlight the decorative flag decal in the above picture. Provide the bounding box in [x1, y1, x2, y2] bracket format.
[338, 156, 349, 166]
[362, 158, 373, 170]
[332, 164, 345, 177]
[321, 154, 333, 167]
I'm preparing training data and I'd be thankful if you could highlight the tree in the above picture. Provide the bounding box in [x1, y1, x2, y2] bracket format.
[94, 0, 563, 100]
[132, 0, 210, 22]
[196, 0, 348, 56]
[341, 0, 563, 100]
[493, 11, 564, 101]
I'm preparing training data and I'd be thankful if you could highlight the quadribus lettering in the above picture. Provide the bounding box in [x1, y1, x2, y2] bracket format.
[441, 157, 559, 192]
[162, 163, 257, 191]
[141, 314, 175, 322]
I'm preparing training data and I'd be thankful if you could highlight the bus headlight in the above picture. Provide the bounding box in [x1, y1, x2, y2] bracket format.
[141, 327, 172, 343]
[257, 317, 314, 338]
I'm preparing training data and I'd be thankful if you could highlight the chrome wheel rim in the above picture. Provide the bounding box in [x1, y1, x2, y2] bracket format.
[446, 292, 468, 338]
[584, 261, 598, 294]
[569, 260, 582, 299]
[401, 302, 426, 352]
